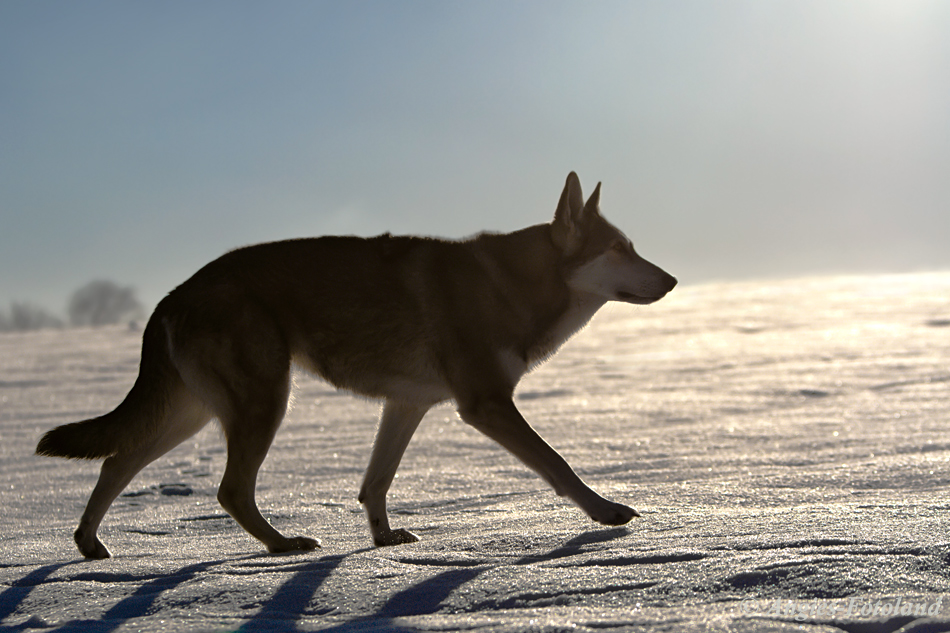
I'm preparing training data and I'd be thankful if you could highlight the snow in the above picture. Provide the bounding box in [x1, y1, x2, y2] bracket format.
[2, 272, 950, 632]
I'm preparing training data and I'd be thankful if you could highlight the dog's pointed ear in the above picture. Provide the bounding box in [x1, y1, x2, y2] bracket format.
[552, 172, 586, 254]
[583, 182, 602, 216]
[566, 171, 584, 214]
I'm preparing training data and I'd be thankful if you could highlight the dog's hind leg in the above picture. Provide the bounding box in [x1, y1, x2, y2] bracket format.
[216, 397, 320, 554]
[359, 401, 429, 546]
[75, 388, 212, 559]
[168, 302, 319, 554]
[215, 387, 321, 554]
[208, 358, 319, 553]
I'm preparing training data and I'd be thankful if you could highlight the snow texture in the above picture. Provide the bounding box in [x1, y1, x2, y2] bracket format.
[2, 273, 950, 632]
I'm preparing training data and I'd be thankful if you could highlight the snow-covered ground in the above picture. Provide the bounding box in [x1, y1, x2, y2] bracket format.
[2, 273, 950, 632]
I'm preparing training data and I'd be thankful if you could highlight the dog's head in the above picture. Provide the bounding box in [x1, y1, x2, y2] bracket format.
[552, 172, 677, 304]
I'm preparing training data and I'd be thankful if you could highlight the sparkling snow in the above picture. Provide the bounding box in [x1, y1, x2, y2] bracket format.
[2, 273, 950, 632]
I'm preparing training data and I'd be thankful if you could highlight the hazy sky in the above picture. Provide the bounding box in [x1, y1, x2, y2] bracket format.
[2, 0, 948, 311]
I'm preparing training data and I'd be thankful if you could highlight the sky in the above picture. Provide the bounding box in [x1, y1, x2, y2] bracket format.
[2, 0, 949, 312]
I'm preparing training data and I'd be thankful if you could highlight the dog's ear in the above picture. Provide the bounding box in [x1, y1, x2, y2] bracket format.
[583, 182, 601, 217]
[552, 172, 586, 254]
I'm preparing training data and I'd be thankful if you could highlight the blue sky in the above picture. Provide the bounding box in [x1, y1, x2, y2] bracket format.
[2, 0, 948, 311]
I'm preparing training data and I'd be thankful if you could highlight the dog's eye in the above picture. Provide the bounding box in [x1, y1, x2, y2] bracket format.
[611, 240, 629, 253]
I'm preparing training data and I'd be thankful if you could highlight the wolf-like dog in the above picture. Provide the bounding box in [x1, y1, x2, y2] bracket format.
[37, 173, 676, 559]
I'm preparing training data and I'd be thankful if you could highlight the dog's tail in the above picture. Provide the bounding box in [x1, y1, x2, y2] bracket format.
[36, 310, 175, 460]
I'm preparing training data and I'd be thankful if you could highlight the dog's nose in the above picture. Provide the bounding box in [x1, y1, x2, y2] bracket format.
[663, 272, 678, 292]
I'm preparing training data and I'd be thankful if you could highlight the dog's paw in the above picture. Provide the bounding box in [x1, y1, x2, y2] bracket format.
[373, 528, 421, 547]
[590, 501, 640, 526]
[75, 529, 111, 560]
[268, 535, 321, 554]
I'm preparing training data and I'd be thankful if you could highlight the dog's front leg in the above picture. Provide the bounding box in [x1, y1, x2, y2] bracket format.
[359, 400, 430, 546]
[458, 395, 638, 526]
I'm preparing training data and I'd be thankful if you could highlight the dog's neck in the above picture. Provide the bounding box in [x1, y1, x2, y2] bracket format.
[526, 289, 606, 369]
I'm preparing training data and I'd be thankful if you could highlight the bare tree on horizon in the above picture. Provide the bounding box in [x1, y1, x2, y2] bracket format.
[68, 280, 144, 327]
[0, 302, 64, 332]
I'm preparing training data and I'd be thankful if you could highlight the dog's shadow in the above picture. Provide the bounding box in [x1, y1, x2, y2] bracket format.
[1, 530, 634, 631]
[514, 526, 632, 565]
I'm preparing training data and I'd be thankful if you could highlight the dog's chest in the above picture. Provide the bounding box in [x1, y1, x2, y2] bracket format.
[523, 292, 606, 369]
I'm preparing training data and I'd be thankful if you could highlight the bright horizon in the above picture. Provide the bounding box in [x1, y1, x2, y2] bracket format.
[2, 1, 948, 313]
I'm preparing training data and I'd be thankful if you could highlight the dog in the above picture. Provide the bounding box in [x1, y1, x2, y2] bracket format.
[36, 172, 677, 558]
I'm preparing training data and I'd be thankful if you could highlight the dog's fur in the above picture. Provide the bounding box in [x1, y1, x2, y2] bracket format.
[36, 173, 677, 558]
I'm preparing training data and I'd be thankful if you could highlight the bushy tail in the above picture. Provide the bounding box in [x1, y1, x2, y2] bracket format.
[36, 412, 130, 459]
[36, 312, 174, 460]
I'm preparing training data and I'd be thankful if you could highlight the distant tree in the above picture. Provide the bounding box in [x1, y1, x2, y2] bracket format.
[13, 302, 64, 330]
[68, 280, 144, 327]
[0, 302, 63, 332]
